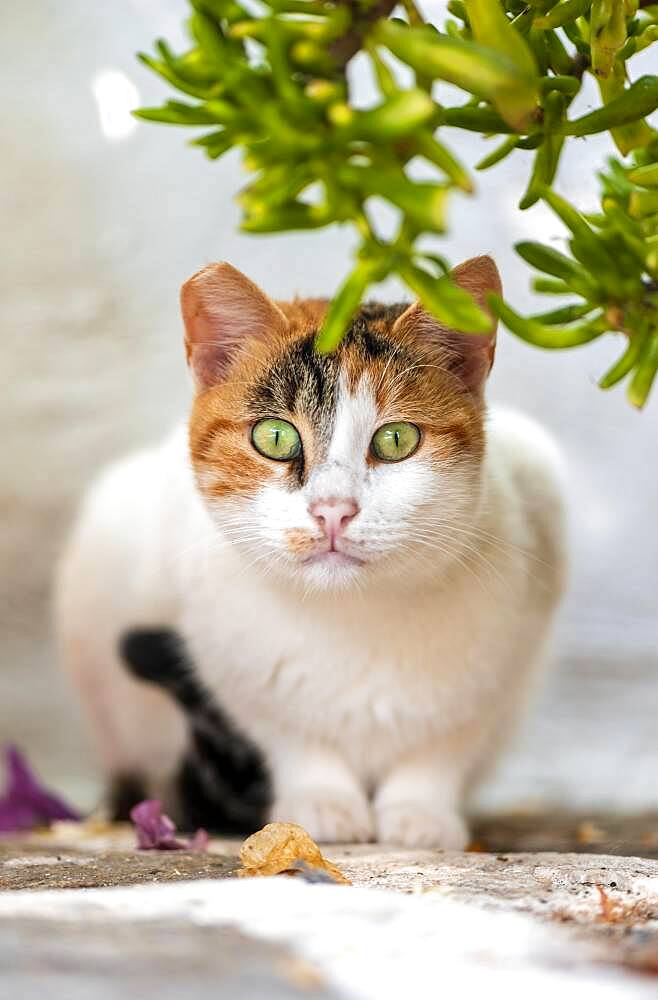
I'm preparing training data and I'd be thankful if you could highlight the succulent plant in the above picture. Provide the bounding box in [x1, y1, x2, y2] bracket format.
[136, 0, 658, 406]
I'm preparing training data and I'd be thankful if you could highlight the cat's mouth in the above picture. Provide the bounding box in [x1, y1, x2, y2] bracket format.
[301, 546, 366, 568]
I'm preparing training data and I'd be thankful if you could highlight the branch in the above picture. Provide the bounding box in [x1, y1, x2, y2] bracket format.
[329, 0, 398, 67]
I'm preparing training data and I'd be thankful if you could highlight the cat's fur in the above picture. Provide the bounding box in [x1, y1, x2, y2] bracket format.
[55, 257, 566, 847]
[119, 627, 271, 831]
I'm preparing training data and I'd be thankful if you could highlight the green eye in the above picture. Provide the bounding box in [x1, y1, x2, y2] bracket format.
[251, 418, 302, 461]
[371, 422, 420, 463]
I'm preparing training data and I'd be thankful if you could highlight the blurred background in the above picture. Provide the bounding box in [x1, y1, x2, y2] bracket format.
[2, 0, 657, 813]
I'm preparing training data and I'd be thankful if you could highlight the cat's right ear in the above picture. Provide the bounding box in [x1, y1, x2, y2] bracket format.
[180, 263, 289, 389]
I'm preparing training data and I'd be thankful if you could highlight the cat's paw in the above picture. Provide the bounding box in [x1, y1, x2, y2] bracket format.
[375, 802, 468, 850]
[270, 789, 374, 843]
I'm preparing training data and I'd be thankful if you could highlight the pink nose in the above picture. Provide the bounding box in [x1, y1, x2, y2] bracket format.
[310, 497, 359, 544]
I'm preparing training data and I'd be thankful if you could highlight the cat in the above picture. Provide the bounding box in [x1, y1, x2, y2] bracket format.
[55, 256, 567, 848]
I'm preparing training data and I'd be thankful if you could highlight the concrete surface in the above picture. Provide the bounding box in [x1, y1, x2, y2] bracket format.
[4, 821, 658, 998]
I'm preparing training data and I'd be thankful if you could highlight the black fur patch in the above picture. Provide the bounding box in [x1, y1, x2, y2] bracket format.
[119, 628, 271, 835]
[248, 332, 341, 467]
[108, 772, 147, 822]
[357, 301, 409, 325]
[249, 305, 410, 425]
[244, 303, 415, 487]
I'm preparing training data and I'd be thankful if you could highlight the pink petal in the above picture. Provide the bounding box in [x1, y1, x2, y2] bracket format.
[130, 799, 208, 852]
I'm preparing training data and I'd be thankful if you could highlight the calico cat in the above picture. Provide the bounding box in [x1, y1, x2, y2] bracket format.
[55, 256, 566, 847]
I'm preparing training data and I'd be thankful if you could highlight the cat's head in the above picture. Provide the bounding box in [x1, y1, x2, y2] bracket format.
[182, 258, 501, 592]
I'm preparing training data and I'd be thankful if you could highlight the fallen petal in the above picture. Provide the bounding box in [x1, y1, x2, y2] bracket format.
[0, 745, 80, 833]
[189, 828, 210, 852]
[130, 799, 208, 852]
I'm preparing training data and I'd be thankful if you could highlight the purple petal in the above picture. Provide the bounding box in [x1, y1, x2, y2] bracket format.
[0, 801, 41, 834]
[130, 799, 208, 852]
[0, 745, 80, 833]
[189, 828, 209, 852]
[130, 799, 181, 849]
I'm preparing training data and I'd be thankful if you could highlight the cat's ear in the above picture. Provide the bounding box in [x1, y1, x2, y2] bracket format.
[180, 263, 289, 389]
[393, 255, 502, 395]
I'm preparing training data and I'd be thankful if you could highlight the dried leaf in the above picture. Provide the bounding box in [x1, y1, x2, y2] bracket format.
[238, 822, 350, 884]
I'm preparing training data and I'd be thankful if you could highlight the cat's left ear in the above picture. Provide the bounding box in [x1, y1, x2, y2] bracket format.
[393, 255, 502, 395]
[181, 262, 289, 389]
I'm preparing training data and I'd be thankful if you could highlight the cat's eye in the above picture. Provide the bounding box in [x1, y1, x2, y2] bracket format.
[370, 422, 420, 463]
[251, 418, 302, 461]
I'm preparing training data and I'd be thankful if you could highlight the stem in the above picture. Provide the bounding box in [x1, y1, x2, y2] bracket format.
[329, 0, 398, 68]
[400, 0, 424, 25]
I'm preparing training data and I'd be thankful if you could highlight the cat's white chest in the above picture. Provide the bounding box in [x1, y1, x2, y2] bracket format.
[181, 554, 511, 780]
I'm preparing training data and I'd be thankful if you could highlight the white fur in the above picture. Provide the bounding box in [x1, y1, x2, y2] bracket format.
[56, 380, 567, 848]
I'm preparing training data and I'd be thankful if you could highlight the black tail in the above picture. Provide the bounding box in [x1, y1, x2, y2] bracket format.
[119, 628, 270, 835]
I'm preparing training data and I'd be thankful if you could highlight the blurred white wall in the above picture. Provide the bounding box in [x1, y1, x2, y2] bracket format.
[2, 0, 657, 810]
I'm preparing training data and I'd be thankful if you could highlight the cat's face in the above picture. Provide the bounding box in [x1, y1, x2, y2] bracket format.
[182, 260, 501, 592]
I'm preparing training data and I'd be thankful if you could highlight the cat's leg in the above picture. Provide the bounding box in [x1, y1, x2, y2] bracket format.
[373, 754, 468, 850]
[268, 740, 374, 843]
[372, 719, 494, 849]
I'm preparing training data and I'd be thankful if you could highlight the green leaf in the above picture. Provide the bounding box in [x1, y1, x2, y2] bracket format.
[515, 241, 597, 297]
[532, 277, 572, 294]
[597, 63, 657, 155]
[627, 162, 658, 188]
[398, 263, 492, 333]
[413, 133, 473, 191]
[191, 129, 234, 158]
[534, 0, 591, 30]
[599, 332, 646, 388]
[337, 166, 449, 233]
[540, 186, 622, 279]
[315, 259, 382, 353]
[441, 105, 519, 134]
[530, 303, 594, 324]
[562, 76, 658, 138]
[374, 20, 539, 129]
[133, 101, 226, 125]
[137, 52, 218, 99]
[242, 201, 334, 232]
[628, 332, 658, 407]
[465, 0, 538, 80]
[339, 89, 437, 141]
[491, 295, 608, 348]
[476, 135, 519, 170]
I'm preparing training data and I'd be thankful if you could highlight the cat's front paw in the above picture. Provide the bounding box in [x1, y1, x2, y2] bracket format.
[270, 788, 374, 844]
[375, 802, 468, 850]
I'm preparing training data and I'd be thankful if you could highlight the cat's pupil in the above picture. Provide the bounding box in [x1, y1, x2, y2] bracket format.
[394, 430, 400, 449]
[275, 429, 280, 448]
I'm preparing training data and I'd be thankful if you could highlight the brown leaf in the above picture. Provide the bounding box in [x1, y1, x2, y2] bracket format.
[238, 822, 351, 884]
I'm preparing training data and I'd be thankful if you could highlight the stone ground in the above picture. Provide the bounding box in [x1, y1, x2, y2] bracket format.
[4, 814, 658, 998]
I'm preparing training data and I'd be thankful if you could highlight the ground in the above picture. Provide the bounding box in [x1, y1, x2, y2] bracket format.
[3, 813, 658, 998]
